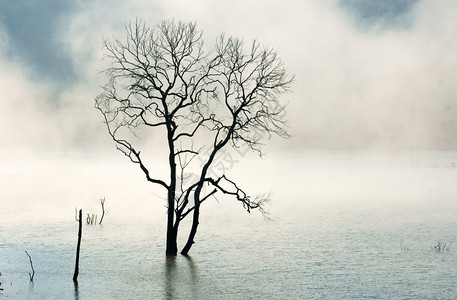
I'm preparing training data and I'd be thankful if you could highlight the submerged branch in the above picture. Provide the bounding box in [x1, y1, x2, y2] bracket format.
[25, 251, 35, 282]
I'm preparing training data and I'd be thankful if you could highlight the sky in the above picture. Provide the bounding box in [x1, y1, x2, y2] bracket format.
[1, 0, 456, 152]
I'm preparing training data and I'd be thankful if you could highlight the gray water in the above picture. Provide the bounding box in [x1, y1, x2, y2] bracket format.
[1, 151, 457, 299]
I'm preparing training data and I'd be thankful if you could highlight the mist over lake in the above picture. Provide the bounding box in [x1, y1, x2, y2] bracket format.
[1, 1, 457, 298]
[1, 151, 457, 299]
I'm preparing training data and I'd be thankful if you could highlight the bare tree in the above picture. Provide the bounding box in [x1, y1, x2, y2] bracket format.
[95, 19, 293, 255]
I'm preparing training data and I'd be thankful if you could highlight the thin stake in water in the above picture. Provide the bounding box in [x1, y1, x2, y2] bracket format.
[73, 209, 82, 282]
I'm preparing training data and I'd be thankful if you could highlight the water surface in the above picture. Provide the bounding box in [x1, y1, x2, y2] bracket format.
[1, 151, 457, 299]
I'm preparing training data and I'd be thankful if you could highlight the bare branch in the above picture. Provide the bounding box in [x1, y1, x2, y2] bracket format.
[208, 175, 270, 217]
[180, 188, 217, 220]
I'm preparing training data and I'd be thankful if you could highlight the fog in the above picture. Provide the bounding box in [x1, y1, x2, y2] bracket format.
[2, 3, 457, 298]
[0, 0, 456, 152]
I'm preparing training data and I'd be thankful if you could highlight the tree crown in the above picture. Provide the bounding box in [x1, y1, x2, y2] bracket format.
[95, 19, 293, 218]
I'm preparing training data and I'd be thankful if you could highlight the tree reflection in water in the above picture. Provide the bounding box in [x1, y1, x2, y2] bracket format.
[164, 255, 199, 299]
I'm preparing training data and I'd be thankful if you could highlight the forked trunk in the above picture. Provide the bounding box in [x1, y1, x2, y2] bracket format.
[180, 208, 199, 255]
[181, 186, 201, 255]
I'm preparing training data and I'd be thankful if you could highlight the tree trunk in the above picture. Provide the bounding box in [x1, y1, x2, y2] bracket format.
[166, 123, 178, 255]
[166, 227, 178, 255]
[166, 217, 178, 256]
[180, 209, 198, 255]
[166, 189, 178, 255]
[181, 186, 201, 255]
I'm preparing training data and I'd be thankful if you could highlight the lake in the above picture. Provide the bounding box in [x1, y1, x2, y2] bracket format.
[1, 150, 457, 299]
